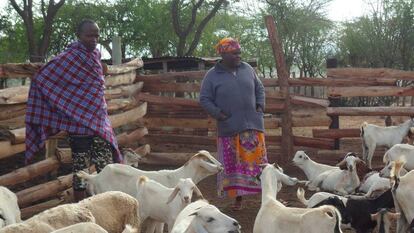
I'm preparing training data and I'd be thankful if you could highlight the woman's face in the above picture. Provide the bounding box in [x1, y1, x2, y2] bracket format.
[78, 23, 100, 52]
[221, 49, 241, 68]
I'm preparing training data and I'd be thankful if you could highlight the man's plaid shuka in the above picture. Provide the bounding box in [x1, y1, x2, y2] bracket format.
[25, 41, 122, 163]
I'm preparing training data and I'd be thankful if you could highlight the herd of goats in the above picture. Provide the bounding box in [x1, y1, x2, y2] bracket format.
[0, 118, 414, 233]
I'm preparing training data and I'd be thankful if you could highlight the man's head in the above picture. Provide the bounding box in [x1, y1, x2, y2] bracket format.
[215, 38, 241, 68]
[76, 19, 100, 52]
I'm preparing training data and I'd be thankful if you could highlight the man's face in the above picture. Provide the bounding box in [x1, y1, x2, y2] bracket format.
[221, 48, 241, 67]
[78, 23, 100, 52]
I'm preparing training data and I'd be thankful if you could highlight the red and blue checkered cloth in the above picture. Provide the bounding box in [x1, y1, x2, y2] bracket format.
[25, 41, 121, 163]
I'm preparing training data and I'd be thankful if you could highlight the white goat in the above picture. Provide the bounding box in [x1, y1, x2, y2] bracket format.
[370, 208, 400, 233]
[51, 223, 137, 233]
[77, 150, 222, 197]
[253, 163, 342, 233]
[387, 160, 414, 233]
[137, 176, 203, 233]
[0, 186, 21, 229]
[171, 199, 240, 233]
[292, 150, 338, 184]
[0, 204, 96, 233]
[78, 150, 221, 233]
[361, 118, 414, 168]
[383, 143, 414, 171]
[306, 155, 361, 195]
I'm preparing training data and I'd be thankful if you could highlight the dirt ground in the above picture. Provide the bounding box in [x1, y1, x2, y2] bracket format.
[1, 116, 402, 232]
[139, 116, 401, 232]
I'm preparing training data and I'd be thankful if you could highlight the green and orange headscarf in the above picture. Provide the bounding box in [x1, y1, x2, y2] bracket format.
[215, 37, 241, 54]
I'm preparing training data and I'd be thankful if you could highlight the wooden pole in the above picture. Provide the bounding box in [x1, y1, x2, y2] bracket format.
[112, 36, 122, 65]
[264, 15, 293, 163]
[327, 58, 340, 149]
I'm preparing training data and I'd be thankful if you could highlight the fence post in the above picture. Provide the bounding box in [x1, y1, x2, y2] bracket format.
[327, 58, 340, 149]
[265, 16, 294, 164]
[112, 36, 122, 65]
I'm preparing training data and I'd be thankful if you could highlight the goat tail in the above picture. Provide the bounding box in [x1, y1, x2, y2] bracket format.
[296, 187, 309, 206]
[360, 122, 368, 137]
[122, 224, 138, 233]
[76, 171, 95, 181]
[137, 175, 148, 185]
[391, 157, 407, 179]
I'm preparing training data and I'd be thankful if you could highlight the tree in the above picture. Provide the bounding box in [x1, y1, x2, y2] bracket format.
[171, 0, 228, 56]
[10, 0, 65, 62]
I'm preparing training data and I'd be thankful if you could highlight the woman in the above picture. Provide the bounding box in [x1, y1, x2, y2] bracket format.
[199, 38, 268, 210]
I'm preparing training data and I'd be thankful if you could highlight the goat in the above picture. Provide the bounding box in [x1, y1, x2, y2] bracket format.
[137, 176, 203, 233]
[388, 159, 414, 233]
[292, 150, 338, 184]
[78, 150, 221, 233]
[370, 208, 400, 233]
[253, 163, 342, 233]
[121, 148, 142, 168]
[383, 143, 414, 171]
[360, 118, 414, 168]
[307, 154, 361, 195]
[297, 186, 395, 233]
[171, 199, 240, 233]
[0, 186, 20, 229]
[297, 188, 351, 226]
[77, 150, 222, 196]
[51, 223, 137, 233]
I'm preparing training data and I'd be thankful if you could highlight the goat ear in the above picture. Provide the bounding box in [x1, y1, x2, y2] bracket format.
[167, 187, 180, 204]
[193, 186, 204, 200]
[258, 163, 268, 168]
[370, 213, 378, 221]
[189, 211, 199, 217]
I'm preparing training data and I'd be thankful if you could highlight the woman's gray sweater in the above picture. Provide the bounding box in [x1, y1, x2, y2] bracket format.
[199, 61, 265, 137]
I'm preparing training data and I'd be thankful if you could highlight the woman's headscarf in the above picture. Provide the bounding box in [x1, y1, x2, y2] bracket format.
[215, 37, 241, 54]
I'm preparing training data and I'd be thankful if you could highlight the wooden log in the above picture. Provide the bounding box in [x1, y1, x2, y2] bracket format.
[265, 15, 294, 163]
[109, 102, 147, 128]
[0, 115, 25, 129]
[137, 93, 199, 107]
[16, 174, 72, 208]
[143, 82, 201, 93]
[293, 136, 334, 149]
[139, 152, 201, 166]
[0, 104, 26, 121]
[8, 127, 25, 144]
[327, 107, 414, 116]
[106, 58, 143, 75]
[136, 117, 280, 129]
[107, 98, 139, 113]
[117, 127, 148, 146]
[313, 128, 360, 139]
[0, 141, 25, 160]
[105, 71, 136, 87]
[288, 77, 396, 86]
[328, 86, 414, 97]
[292, 116, 331, 127]
[20, 198, 65, 220]
[139, 134, 216, 146]
[0, 81, 143, 108]
[0, 86, 30, 104]
[0, 63, 42, 78]
[0, 152, 70, 187]
[148, 143, 216, 153]
[104, 82, 143, 100]
[291, 95, 330, 108]
[135, 71, 206, 82]
[134, 144, 151, 156]
[327, 68, 414, 81]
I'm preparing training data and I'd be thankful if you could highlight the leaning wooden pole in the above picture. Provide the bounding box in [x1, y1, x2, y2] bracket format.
[264, 15, 294, 163]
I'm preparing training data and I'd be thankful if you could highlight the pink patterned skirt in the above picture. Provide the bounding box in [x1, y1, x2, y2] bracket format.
[217, 130, 268, 198]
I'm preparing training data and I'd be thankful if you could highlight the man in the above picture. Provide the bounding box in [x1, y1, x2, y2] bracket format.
[199, 38, 268, 210]
[25, 19, 121, 202]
